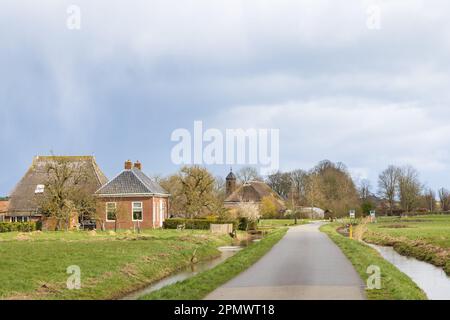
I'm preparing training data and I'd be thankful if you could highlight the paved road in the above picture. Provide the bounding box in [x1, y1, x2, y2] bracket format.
[206, 222, 366, 300]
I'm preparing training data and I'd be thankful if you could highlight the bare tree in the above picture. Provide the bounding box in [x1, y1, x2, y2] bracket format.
[236, 166, 262, 184]
[115, 201, 129, 232]
[378, 165, 401, 215]
[398, 166, 422, 213]
[422, 188, 436, 212]
[289, 169, 309, 207]
[38, 157, 97, 231]
[305, 173, 323, 212]
[266, 171, 292, 198]
[438, 188, 450, 212]
[178, 166, 217, 218]
[358, 179, 372, 200]
[309, 160, 359, 217]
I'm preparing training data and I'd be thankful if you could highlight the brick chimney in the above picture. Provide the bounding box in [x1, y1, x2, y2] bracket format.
[133, 161, 142, 170]
[124, 160, 132, 170]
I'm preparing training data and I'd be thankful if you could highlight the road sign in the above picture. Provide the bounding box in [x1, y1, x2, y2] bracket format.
[349, 210, 356, 219]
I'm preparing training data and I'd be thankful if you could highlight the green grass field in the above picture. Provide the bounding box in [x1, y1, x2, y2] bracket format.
[321, 224, 427, 300]
[140, 228, 288, 300]
[363, 215, 450, 275]
[258, 219, 309, 228]
[0, 229, 232, 300]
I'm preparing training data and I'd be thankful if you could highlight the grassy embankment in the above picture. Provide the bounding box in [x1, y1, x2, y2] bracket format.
[320, 223, 427, 300]
[140, 227, 288, 300]
[363, 215, 450, 275]
[0, 229, 233, 300]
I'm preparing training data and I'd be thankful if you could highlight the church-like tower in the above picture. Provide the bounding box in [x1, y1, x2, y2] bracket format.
[225, 168, 237, 197]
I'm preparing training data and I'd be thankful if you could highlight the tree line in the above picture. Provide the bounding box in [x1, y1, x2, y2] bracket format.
[377, 165, 449, 215]
[33, 158, 450, 230]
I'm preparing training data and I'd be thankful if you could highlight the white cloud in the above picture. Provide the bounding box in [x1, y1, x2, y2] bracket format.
[211, 98, 450, 189]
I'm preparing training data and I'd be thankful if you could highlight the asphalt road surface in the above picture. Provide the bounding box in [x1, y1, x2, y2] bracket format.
[206, 222, 366, 300]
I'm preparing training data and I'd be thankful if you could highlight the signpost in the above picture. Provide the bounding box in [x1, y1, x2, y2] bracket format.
[349, 210, 356, 219]
[370, 210, 376, 222]
[349, 210, 356, 239]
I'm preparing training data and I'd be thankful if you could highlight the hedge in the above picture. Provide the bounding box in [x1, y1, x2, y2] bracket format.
[163, 218, 238, 230]
[0, 222, 37, 233]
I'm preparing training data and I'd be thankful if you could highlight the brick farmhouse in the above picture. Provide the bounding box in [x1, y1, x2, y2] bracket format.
[1, 156, 169, 230]
[95, 160, 170, 230]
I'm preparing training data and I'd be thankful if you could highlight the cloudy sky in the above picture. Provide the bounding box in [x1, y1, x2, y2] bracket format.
[1, 0, 450, 195]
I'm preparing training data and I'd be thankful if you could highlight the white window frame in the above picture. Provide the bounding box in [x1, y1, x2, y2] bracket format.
[10, 216, 27, 222]
[35, 184, 45, 194]
[132, 202, 143, 222]
[106, 202, 117, 222]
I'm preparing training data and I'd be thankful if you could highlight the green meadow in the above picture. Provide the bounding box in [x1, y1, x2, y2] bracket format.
[0, 229, 231, 300]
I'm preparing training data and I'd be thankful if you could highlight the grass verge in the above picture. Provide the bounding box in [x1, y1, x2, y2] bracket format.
[320, 223, 427, 300]
[258, 219, 309, 228]
[0, 229, 232, 300]
[363, 215, 450, 276]
[140, 228, 288, 300]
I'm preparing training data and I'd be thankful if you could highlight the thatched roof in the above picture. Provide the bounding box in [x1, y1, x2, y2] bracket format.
[8, 156, 108, 215]
[224, 181, 286, 210]
[0, 200, 8, 213]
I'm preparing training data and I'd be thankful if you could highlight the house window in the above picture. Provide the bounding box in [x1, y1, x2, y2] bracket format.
[10, 216, 28, 222]
[35, 184, 45, 194]
[106, 202, 116, 222]
[132, 202, 143, 221]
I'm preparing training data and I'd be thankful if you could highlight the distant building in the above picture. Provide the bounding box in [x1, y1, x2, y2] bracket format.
[223, 169, 286, 213]
[95, 160, 170, 230]
[296, 207, 325, 219]
[225, 169, 237, 198]
[6, 156, 108, 223]
[0, 199, 9, 222]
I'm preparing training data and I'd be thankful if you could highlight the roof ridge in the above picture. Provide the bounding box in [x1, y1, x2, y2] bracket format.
[95, 170, 128, 194]
[130, 168, 153, 193]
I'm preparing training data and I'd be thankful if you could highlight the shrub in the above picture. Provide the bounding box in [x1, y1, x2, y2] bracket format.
[235, 203, 260, 230]
[163, 218, 237, 230]
[0, 222, 37, 233]
[260, 196, 278, 219]
[237, 217, 257, 231]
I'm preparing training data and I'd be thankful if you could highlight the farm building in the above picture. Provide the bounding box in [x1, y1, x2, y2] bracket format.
[6, 156, 108, 223]
[95, 160, 170, 230]
[224, 169, 286, 214]
[0, 199, 9, 222]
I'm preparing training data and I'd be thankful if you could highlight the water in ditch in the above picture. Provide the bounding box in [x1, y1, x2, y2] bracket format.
[120, 236, 263, 300]
[368, 243, 450, 300]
